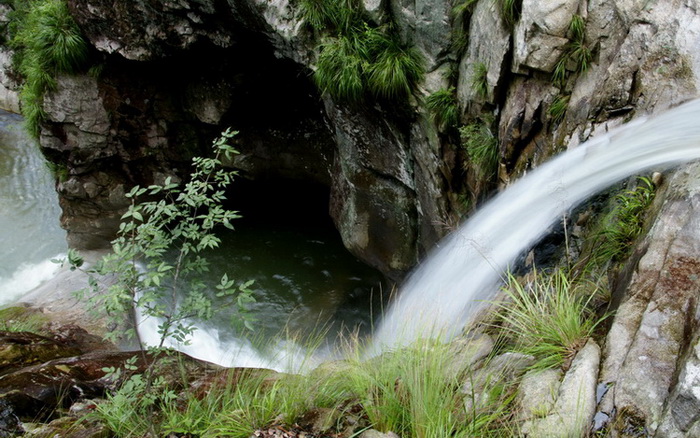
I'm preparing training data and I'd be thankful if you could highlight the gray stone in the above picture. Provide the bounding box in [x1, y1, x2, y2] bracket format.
[521, 340, 600, 438]
[513, 0, 581, 73]
[600, 162, 700, 435]
[457, 0, 511, 110]
[517, 368, 562, 421]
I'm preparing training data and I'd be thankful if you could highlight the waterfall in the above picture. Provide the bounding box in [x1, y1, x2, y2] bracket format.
[370, 99, 700, 353]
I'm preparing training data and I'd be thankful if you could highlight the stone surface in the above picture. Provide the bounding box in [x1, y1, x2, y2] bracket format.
[521, 340, 600, 438]
[599, 162, 700, 435]
[513, 0, 581, 73]
[516, 368, 562, 421]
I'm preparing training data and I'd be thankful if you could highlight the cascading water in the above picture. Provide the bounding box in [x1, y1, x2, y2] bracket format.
[370, 99, 700, 353]
[0, 110, 66, 304]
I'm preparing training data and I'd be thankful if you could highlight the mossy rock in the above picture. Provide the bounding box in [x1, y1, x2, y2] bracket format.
[0, 306, 50, 335]
[0, 331, 81, 377]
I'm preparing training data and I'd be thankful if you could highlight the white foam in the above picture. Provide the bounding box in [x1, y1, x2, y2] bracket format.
[0, 254, 65, 306]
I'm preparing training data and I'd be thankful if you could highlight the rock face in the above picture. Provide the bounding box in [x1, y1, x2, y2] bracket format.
[598, 162, 700, 436]
[4, 0, 690, 280]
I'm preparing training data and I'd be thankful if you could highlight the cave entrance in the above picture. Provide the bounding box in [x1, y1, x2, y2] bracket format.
[202, 177, 386, 346]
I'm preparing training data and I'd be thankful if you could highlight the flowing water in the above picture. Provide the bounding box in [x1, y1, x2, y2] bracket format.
[370, 99, 700, 353]
[0, 110, 66, 304]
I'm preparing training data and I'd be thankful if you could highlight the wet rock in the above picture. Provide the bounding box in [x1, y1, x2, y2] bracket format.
[460, 352, 535, 413]
[456, 0, 511, 110]
[0, 332, 81, 377]
[0, 399, 23, 437]
[0, 351, 146, 420]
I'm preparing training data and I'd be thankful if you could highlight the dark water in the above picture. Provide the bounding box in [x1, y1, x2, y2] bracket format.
[0, 110, 66, 303]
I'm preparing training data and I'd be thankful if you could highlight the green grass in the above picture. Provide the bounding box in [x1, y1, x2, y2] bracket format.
[493, 270, 608, 370]
[471, 62, 489, 99]
[552, 14, 592, 87]
[549, 94, 570, 125]
[314, 26, 425, 103]
[459, 120, 499, 182]
[9, 0, 89, 136]
[426, 87, 459, 130]
[304, 0, 425, 104]
[586, 177, 656, 268]
[499, 0, 520, 28]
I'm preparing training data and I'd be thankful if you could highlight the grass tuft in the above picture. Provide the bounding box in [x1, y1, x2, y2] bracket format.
[471, 62, 489, 99]
[10, 0, 89, 136]
[549, 94, 570, 125]
[494, 270, 608, 370]
[459, 120, 499, 182]
[586, 176, 656, 268]
[552, 14, 592, 87]
[426, 87, 459, 131]
[499, 0, 521, 28]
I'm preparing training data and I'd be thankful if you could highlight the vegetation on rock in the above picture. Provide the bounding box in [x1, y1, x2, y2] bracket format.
[299, 0, 425, 103]
[7, 0, 89, 136]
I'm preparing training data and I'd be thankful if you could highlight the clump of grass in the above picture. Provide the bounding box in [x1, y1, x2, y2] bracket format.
[10, 0, 89, 136]
[494, 270, 608, 370]
[549, 94, 570, 125]
[552, 14, 592, 87]
[459, 119, 499, 182]
[314, 25, 425, 103]
[426, 87, 459, 131]
[499, 0, 521, 28]
[587, 176, 656, 268]
[470, 62, 489, 99]
[305, 0, 425, 103]
[366, 32, 425, 100]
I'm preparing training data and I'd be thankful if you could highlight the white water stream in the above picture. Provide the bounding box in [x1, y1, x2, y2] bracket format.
[370, 99, 700, 353]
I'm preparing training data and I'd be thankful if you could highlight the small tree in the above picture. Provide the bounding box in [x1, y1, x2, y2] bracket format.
[69, 128, 255, 349]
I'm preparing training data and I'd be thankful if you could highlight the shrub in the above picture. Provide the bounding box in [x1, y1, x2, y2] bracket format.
[68, 129, 255, 347]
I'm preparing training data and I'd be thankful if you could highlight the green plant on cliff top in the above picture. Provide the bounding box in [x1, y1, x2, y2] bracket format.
[314, 25, 425, 103]
[10, 0, 88, 136]
[68, 129, 255, 348]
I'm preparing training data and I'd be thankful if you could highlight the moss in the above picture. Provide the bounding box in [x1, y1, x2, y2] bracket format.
[0, 306, 50, 334]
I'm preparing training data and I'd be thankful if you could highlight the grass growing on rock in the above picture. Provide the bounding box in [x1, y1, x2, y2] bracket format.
[426, 87, 459, 131]
[493, 270, 609, 370]
[9, 0, 89, 136]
